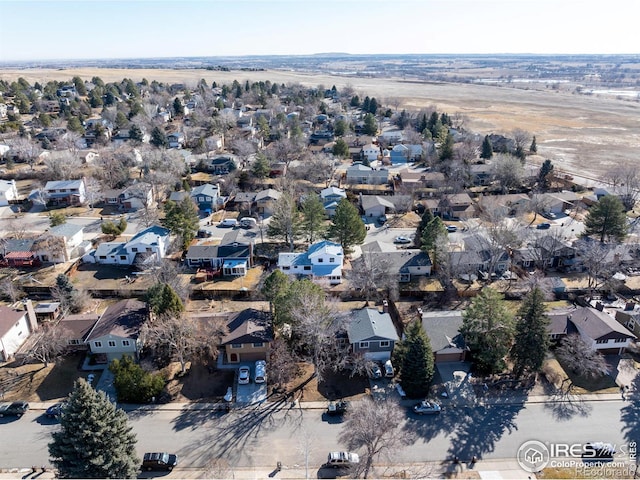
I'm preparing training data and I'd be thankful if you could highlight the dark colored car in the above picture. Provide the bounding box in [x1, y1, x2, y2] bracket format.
[0, 401, 29, 417]
[537, 222, 551, 230]
[45, 403, 65, 418]
[327, 400, 349, 416]
[142, 452, 178, 471]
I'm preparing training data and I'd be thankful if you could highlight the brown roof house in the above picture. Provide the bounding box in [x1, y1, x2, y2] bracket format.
[59, 313, 101, 352]
[221, 309, 273, 363]
[85, 299, 148, 362]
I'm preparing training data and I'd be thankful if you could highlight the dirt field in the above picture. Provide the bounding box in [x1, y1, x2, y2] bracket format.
[1, 67, 638, 180]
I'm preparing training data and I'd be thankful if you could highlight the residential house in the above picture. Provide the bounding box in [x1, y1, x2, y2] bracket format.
[0, 179, 18, 206]
[614, 302, 640, 339]
[421, 310, 467, 363]
[320, 186, 347, 218]
[477, 193, 530, 217]
[167, 132, 185, 149]
[547, 306, 636, 354]
[117, 183, 155, 212]
[0, 238, 39, 267]
[168, 191, 190, 203]
[362, 143, 380, 163]
[190, 183, 221, 215]
[230, 192, 258, 212]
[0, 303, 38, 361]
[346, 163, 389, 185]
[532, 191, 579, 216]
[535, 236, 577, 271]
[85, 299, 148, 362]
[439, 193, 475, 220]
[379, 130, 403, 144]
[278, 241, 344, 285]
[221, 309, 273, 363]
[462, 234, 511, 277]
[397, 169, 445, 192]
[390, 144, 411, 164]
[255, 189, 282, 217]
[360, 195, 396, 219]
[90, 225, 170, 266]
[202, 155, 238, 175]
[44, 178, 87, 206]
[347, 308, 399, 362]
[468, 163, 494, 186]
[185, 240, 253, 276]
[357, 243, 432, 282]
[59, 313, 100, 352]
[32, 223, 85, 263]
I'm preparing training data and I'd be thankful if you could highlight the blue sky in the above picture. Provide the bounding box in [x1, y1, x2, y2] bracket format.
[1, 0, 638, 62]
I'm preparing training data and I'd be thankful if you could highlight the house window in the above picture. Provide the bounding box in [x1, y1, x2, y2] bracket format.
[99, 256, 107, 260]
[318, 258, 323, 263]
[68, 339, 79, 345]
[15, 321, 20, 328]
[379, 341, 390, 348]
[282, 266, 290, 271]
[120, 255, 127, 260]
[94, 341, 102, 348]
[615, 338, 627, 343]
[131, 248, 138, 252]
[303, 266, 311, 271]
[596, 339, 608, 344]
[146, 248, 152, 252]
[231, 343, 242, 349]
[253, 342, 263, 348]
[330, 258, 335, 263]
[122, 340, 131, 347]
[359, 341, 369, 349]
[108, 340, 116, 347]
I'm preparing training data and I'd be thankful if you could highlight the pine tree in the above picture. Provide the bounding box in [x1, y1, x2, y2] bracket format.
[150, 126, 168, 148]
[163, 198, 200, 249]
[530, 135, 537, 153]
[327, 199, 366, 254]
[420, 216, 447, 253]
[481, 135, 493, 159]
[584, 195, 628, 243]
[301, 194, 327, 244]
[511, 287, 550, 377]
[461, 288, 514, 373]
[146, 282, 185, 315]
[438, 131, 454, 161]
[394, 320, 434, 398]
[537, 159, 554, 191]
[363, 113, 378, 136]
[49, 378, 139, 478]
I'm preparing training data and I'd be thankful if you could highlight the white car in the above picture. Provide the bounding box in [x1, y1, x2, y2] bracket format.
[384, 360, 394, 378]
[393, 236, 412, 244]
[412, 400, 442, 415]
[238, 366, 250, 385]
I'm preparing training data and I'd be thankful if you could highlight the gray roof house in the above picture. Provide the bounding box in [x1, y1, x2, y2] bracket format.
[421, 310, 467, 363]
[190, 183, 221, 214]
[347, 308, 399, 361]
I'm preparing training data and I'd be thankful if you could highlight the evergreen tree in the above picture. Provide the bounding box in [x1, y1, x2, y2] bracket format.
[333, 119, 348, 137]
[350, 95, 360, 107]
[332, 138, 350, 158]
[394, 320, 434, 398]
[362, 96, 371, 113]
[438, 131, 454, 161]
[481, 135, 494, 159]
[461, 288, 514, 373]
[172, 97, 184, 117]
[251, 153, 271, 178]
[327, 199, 366, 254]
[420, 215, 447, 253]
[267, 192, 303, 251]
[369, 97, 378, 114]
[530, 135, 537, 153]
[163, 198, 200, 249]
[418, 114, 428, 134]
[584, 195, 628, 242]
[363, 113, 378, 136]
[49, 378, 139, 478]
[145, 282, 185, 315]
[537, 159, 554, 191]
[50, 212, 66, 227]
[110, 354, 164, 403]
[261, 269, 290, 318]
[511, 287, 550, 377]
[129, 124, 143, 143]
[301, 194, 327, 244]
[150, 126, 168, 148]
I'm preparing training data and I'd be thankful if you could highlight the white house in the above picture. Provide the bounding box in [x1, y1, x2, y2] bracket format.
[0, 179, 18, 206]
[118, 183, 155, 211]
[346, 163, 389, 185]
[0, 304, 37, 362]
[362, 143, 380, 163]
[33, 223, 85, 263]
[278, 241, 344, 285]
[90, 225, 170, 266]
[44, 178, 87, 206]
[320, 186, 347, 217]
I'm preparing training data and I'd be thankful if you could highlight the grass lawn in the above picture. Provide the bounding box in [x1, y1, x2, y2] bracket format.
[0, 353, 91, 402]
[545, 354, 618, 394]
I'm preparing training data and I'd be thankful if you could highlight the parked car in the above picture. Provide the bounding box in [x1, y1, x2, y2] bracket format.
[239, 217, 257, 228]
[393, 236, 411, 244]
[412, 400, 442, 415]
[542, 211, 557, 219]
[383, 359, 394, 378]
[141, 452, 178, 471]
[536, 222, 551, 230]
[446, 225, 458, 233]
[0, 401, 29, 417]
[326, 399, 349, 416]
[326, 451, 360, 468]
[45, 402, 65, 419]
[238, 366, 250, 385]
[254, 360, 266, 384]
[368, 363, 382, 380]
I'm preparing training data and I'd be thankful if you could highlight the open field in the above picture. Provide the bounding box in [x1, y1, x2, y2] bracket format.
[1, 66, 639, 180]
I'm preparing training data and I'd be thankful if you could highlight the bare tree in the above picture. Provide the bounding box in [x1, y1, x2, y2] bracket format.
[0, 277, 24, 303]
[606, 162, 640, 211]
[555, 334, 609, 392]
[23, 323, 72, 367]
[492, 153, 524, 193]
[58, 132, 83, 158]
[575, 239, 620, 299]
[347, 251, 395, 305]
[511, 128, 531, 154]
[267, 338, 300, 392]
[339, 397, 414, 479]
[84, 176, 104, 210]
[9, 136, 42, 170]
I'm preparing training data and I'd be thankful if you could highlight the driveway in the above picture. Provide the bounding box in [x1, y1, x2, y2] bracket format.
[436, 362, 476, 405]
[236, 381, 267, 404]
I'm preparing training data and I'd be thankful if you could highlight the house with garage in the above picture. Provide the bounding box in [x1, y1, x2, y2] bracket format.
[361, 143, 380, 163]
[360, 195, 396, 220]
[190, 183, 221, 215]
[346, 163, 389, 185]
[278, 241, 344, 285]
[439, 193, 475, 220]
[255, 188, 282, 217]
[0, 303, 38, 362]
[32, 223, 86, 263]
[421, 310, 467, 363]
[58, 313, 100, 352]
[85, 299, 148, 362]
[44, 178, 87, 206]
[546, 306, 636, 355]
[0, 179, 18, 206]
[347, 307, 399, 362]
[118, 183, 155, 212]
[357, 242, 432, 282]
[220, 309, 273, 363]
[89, 225, 170, 265]
[185, 239, 253, 276]
[167, 132, 185, 149]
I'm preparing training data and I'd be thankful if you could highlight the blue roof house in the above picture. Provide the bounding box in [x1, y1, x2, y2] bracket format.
[277, 241, 344, 285]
